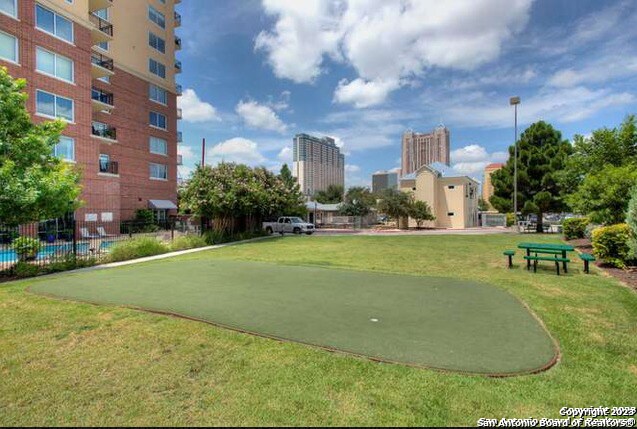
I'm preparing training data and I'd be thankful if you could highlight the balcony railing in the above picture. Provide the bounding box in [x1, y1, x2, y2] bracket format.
[175, 36, 182, 50]
[91, 87, 114, 106]
[92, 121, 117, 141]
[177, 154, 183, 165]
[175, 60, 182, 73]
[174, 11, 182, 26]
[89, 14, 113, 37]
[177, 108, 182, 119]
[176, 84, 183, 95]
[99, 159, 118, 175]
[91, 51, 114, 71]
[177, 131, 183, 143]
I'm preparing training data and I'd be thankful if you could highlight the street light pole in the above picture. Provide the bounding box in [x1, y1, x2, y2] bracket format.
[510, 96, 521, 220]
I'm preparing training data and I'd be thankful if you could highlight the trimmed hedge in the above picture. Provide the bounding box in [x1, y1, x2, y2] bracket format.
[563, 217, 588, 240]
[591, 224, 632, 268]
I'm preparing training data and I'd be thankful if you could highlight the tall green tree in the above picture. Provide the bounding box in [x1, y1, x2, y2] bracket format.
[279, 163, 295, 188]
[315, 184, 344, 204]
[560, 115, 637, 224]
[0, 67, 82, 226]
[566, 164, 637, 225]
[559, 115, 637, 191]
[339, 186, 376, 216]
[409, 200, 435, 228]
[490, 121, 572, 232]
[377, 189, 413, 221]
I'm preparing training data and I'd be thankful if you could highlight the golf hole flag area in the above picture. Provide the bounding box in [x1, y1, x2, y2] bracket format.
[28, 257, 557, 375]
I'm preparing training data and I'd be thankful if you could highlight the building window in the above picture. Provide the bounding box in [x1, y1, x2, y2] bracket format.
[150, 136, 168, 155]
[149, 58, 166, 78]
[448, 185, 455, 189]
[36, 47, 74, 83]
[149, 111, 166, 129]
[53, 136, 75, 161]
[148, 5, 165, 28]
[149, 32, 165, 54]
[150, 163, 167, 180]
[36, 4, 74, 43]
[447, 212, 455, 216]
[0, 0, 17, 18]
[36, 90, 74, 121]
[0, 31, 18, 63]
[149, 84, 167, 104]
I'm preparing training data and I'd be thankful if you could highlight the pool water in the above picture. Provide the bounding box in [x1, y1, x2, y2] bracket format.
[0, 243, 91, 264]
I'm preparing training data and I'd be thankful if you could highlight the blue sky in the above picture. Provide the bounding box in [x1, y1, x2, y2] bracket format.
[175, 0, 637, 186]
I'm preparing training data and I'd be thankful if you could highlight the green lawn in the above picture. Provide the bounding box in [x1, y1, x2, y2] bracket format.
[1, 234, 636, 426]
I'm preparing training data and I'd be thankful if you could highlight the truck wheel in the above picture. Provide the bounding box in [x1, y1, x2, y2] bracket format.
[265, 227, 273, 234]
[293, 227, 301, 234]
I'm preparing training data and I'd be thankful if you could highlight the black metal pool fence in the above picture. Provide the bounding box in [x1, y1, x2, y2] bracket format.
[0, 217, 194, 274]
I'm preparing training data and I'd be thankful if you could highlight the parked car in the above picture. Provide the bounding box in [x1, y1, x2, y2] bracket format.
[263, 217, 315, 235]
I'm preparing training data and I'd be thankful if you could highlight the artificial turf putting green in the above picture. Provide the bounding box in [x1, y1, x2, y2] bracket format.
[28, 258, 558, 375]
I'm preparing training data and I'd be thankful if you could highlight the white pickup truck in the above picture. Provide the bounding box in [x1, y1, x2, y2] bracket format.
[263, 217, 315, 235]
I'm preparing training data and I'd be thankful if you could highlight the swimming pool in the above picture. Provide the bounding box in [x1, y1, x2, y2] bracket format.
[0, 243, 90, 265]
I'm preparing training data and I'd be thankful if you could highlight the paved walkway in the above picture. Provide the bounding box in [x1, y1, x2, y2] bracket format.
[315, 227, 514, 236]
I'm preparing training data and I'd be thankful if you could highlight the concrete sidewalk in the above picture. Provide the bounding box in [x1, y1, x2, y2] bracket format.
[314, 227, 514, 236]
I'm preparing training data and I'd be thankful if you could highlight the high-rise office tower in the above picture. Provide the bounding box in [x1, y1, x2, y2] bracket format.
[292, 133, 345, 196]
[0, 0, 182, 223]
[372, 170, 400, 194]
[401, 125, 450, 175]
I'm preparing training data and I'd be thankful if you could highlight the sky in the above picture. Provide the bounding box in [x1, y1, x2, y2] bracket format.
[175, 0, 637, 187]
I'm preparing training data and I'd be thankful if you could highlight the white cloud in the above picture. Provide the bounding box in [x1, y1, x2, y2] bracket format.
[333, 78, 401, 108]
[450, 144, 508, 177]
[236, 100, 288, 133]
[437, 86, 635, 128]
[207, 138, 267, 166]
[178, 89, 221, 123]
[344, 164, 361, 173]
[255, 0, 342, 83]
[548, 55, 637, 88]
[257, 0, 534, 106]
[277, 146, 292, 163]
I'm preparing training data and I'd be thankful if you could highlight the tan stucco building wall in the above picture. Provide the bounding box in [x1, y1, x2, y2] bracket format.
[400, 166, 479, 229]
[482, 163, 504, 211]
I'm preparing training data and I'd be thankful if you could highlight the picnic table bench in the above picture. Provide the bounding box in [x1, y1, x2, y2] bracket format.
[518, 242, 575, 275]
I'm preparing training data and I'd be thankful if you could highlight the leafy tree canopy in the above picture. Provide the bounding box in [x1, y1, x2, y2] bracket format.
[315, 184, 344, 204]
[0, 67, 82, 226]
[279, 163, 295, 189]
[180, 162, 306, 232]
[339, 186, 376, 216]
[377, 188, 413, 220]
[490, 121, 572, 232]
[409, 200, 435, 228]
[566, 164, 637, 225]
[560, 115, 637, 191]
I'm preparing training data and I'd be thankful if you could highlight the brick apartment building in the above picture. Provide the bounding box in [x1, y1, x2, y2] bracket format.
[0, 0, 181, 227]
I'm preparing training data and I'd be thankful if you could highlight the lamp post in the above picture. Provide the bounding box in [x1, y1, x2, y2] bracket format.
[509, 96, 521, 220]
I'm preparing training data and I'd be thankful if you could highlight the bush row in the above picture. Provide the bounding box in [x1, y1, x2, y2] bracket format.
[3, 231, 270, 280]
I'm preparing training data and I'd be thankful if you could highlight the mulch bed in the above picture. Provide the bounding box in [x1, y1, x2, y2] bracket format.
[567, 238, 637, 291]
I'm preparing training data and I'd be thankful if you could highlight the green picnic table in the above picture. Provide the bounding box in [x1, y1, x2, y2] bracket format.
[518, 242, 575, 274]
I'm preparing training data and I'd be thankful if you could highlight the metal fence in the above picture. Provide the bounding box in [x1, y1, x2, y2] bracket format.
[0, 216, 200, 275]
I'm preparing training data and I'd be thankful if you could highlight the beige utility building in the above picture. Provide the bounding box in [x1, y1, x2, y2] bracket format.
[399, 164, 479, 229]
[482, 163, 504, 211]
